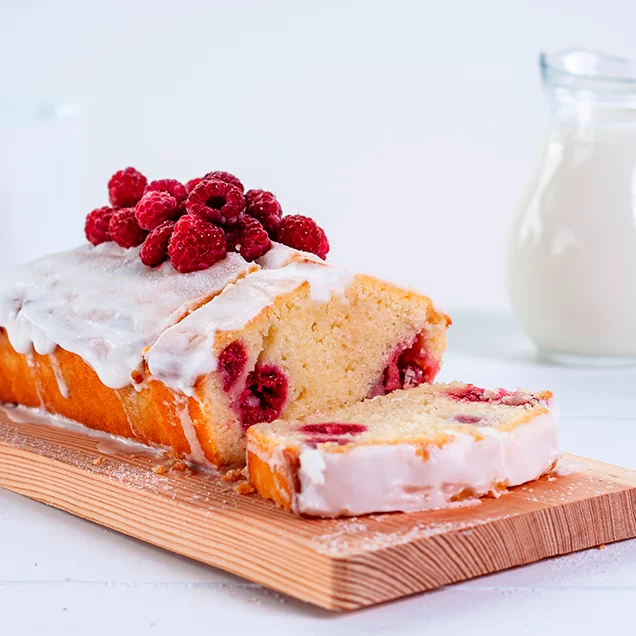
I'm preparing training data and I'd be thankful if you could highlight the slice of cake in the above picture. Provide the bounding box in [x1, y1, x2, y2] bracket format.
[0, 169, 450, 469]
[246, 382, 560, 517]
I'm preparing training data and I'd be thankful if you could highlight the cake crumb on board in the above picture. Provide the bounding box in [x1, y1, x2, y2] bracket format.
[222, 468, 244, 483]
[236, 482, 256, 495]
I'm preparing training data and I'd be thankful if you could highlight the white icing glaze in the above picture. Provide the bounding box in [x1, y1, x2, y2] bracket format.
[145, 262, 354, 395]
[293, 408, 560, 517]
[50, 355, 69, 399]
[0, 243, 255, 389]
[256, 242, 325, 269]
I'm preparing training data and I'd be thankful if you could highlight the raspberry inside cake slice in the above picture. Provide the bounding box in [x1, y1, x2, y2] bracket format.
[246, 382, 560, 517]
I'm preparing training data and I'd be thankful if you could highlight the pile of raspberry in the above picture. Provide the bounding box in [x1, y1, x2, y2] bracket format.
[84, 167, 330, 273]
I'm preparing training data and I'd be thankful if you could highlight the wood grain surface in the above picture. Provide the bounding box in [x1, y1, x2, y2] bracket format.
[1, 406, 636, 611]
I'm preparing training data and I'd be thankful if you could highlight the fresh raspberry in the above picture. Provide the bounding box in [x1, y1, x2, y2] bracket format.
[135, 191, 178, 231]
[275, 215, 329, 259]
[186, 177, 205, 193]
[238, 363, 288, 428]
[107, 167, 147, 208]
[186, 179, 246, 226]
[226, 217, 272, 261]
[245, 189, 268, 206]
[218, 341, 248, 391]
[139, 221, 174, 267]
[144, 179, 187, 210]
[85, 206, 115, 245]
[245, 191, 282, 234]
[109, 208, 148, 248]
[168, 215, 227, 273]
[300, 423, 367, 436]
[203, 170, 244, 192]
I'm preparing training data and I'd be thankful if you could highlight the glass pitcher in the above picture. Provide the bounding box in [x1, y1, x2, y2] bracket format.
[508, 49, 636, 364]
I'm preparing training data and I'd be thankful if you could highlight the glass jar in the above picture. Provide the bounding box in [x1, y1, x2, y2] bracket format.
[508, 49, 636, 364]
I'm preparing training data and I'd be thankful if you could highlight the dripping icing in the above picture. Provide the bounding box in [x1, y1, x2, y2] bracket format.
[0, 243, 354, 396]
[0, 243, 257, 389]
[50, 354, 70, 399]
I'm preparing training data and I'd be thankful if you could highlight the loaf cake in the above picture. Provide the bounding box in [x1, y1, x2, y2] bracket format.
[0, 242, 449, 468]
[246, 382, 560, 516]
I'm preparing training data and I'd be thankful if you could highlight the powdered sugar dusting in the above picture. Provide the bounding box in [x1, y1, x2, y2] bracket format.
[312, 506, 509, 556]
[310, 459, 629, 556]
[0, 403, 223, 497]
[2, 403, 167, 459]
[0, 408, 174, 496]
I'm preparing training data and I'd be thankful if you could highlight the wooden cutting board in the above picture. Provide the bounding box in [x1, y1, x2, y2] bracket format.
[1, 407, 636, 611]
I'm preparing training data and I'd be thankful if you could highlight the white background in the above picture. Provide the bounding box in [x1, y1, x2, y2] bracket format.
[4, 3, 636, 634]
[4, 0, 636, 311]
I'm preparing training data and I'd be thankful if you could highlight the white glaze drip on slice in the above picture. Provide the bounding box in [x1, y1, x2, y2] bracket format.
[146, 262, 354, 395]
[0, 243, 256, 389]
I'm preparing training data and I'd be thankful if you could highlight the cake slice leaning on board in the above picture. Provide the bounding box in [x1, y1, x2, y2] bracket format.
[0, 242, 450, 468]
[247, 382, 560, 516]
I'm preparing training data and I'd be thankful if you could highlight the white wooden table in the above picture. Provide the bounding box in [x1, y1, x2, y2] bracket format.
[2, 311, 636, 635]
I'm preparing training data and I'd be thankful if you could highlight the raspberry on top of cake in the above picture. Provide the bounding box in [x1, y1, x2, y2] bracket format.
[88, 167, 329, 270]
